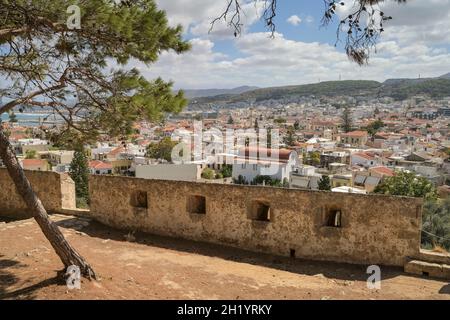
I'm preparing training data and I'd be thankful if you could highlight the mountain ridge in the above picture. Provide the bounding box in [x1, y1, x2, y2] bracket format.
[188, 73, 450, 107]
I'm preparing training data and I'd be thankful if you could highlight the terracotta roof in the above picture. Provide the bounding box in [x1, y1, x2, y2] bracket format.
[352, 152, 375, 160]
[107, 147, 125, 157]
[341, 131, 368, 138]
[22, 159, 47, 166]
[369, 166, 394, 177]
[239, 147, 294, 161]
[89, 160, 113, 170]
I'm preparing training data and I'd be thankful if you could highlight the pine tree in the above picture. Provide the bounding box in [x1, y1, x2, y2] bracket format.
[318, 175, 332, 191]
[0, 0, 190, 278]
[69, 150, 90, 208]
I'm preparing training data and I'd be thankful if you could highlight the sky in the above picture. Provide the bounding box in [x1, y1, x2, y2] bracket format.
[132, 0, 450, 90]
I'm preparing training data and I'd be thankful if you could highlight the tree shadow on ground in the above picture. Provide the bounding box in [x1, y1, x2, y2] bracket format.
[439, 284, 450, 295]
[0, 277, 60, 299]
[0, 256, 21, 296]
[1, 236, 60, 300]
[55, 216, 407, 283]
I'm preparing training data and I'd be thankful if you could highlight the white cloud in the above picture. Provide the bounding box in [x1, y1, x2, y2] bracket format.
[133, 0, 450, 89]
[287, 15, 302, 26]
[305, 15, 315, 24]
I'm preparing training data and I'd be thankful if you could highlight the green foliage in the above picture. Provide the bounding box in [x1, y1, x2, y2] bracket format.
[308, 151, 321, 166]
[227, 115, 234, 125]
[366, 119, 384, 136]
[189, 80, 382, 105]
[69, 150, 90, 206]
[318, 175, 331, 191]
[252, 175, 286, 187]
[293, 120, 300, 130]
[283, 126, 296, 146]
[233, 175, 248, 185]
[8, 111, 17, 123]
[0, 0, 191, 144]
[220, 165, 232, 178]
[189, 79, 450, 107]
[421, 197, 450, 251]
[341, 106, 353, 133]
[25, 150, 37, 159]
[146, 137, 178, 162]
[374, 171, 437, 200]
[274, 117, 286, 124]
[384, 79, 450, 101]
[215, 172, 223, 179]
[76, 197, 89, 210]
[201, 168, 215, 180]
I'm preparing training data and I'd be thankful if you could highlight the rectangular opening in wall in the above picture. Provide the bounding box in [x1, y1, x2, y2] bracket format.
[187, 195, 206, 214]
[248, 200, 271, 222]
[290, 249, 296, 258]
[130, 191, 148, 209]
[326, 209, 342, 227]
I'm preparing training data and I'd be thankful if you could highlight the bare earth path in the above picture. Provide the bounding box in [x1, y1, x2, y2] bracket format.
[1, 214, 449, 300]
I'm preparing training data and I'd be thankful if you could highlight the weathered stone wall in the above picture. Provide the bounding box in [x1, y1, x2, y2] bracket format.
[0, 168, 76, 219]
[0, 169, 423, 266]
[89, 175, 423, 267]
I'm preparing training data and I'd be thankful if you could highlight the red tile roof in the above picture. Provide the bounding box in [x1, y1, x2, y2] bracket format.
[89, 160, 113, 170]
[239, 147, 294, 161]
[352, 152, 375, 160]
[370, 166, 394, 177]
[341, 130, 368, 138]
[22, 159, 47, 167]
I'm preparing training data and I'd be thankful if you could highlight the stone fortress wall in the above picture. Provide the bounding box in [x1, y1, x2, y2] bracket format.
[0, 169, 423, 267]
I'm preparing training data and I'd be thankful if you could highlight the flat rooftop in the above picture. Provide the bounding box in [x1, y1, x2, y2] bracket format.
[0, 214, 449, 300]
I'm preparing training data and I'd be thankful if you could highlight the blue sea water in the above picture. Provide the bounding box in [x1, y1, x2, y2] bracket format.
[0, 113, 61, 126]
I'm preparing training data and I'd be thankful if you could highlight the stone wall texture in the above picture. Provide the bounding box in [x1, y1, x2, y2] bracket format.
[0, 169, 423, 266]
[0, 168, 76, 219]
[89, 175, 423, 267]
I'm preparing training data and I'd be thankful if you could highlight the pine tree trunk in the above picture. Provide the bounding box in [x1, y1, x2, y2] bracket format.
[0, 126, 96, 279]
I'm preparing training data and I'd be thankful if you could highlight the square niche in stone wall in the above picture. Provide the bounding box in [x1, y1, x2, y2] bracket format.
[247, 200, 271, 222]
[130, 191, 148, 209]
[187, 195, 206, 215]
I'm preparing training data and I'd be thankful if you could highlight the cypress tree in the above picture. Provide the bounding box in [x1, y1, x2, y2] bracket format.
[69, 150, 90, 207]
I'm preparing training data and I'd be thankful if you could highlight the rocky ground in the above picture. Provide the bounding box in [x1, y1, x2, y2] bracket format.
[1, 214, 449, 300]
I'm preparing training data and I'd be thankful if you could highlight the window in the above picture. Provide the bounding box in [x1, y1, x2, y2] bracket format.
[326, 209, 342, 228]
[248, 200, 271, 222]
[187, 195, 206, 214]
[130, 191, 148, 209]
[253, 164, 257, 171]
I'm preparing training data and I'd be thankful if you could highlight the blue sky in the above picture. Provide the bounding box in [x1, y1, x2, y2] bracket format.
[138, 0, 450, 90]
[185, 1, 342, 60]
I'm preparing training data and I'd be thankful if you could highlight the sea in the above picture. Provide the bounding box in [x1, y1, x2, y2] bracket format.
[0, 113, 63, 127]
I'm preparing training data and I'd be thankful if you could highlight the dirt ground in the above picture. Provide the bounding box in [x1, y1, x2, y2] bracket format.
[1, 214, 449, 300]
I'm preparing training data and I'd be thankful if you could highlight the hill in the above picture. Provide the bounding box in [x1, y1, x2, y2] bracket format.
[183, 86, 258, 99]
[188, 75, 450, 108]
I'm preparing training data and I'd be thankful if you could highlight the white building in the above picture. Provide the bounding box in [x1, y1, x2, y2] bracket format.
[290, 165, 322, 190]
[350, 152, 381, 168]
[232, 147, 299, 184]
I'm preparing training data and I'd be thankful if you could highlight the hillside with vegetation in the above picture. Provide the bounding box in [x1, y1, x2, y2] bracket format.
[188, 74, 450, 108]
